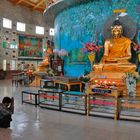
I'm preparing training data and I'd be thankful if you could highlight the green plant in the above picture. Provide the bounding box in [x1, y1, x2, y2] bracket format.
[79, 75, 90, 83]
[46, 67, 55, 76]
[136, 76, 140, 83]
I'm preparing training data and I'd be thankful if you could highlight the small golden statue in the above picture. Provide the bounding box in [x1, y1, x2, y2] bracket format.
[30, 42, 53, 86]
[36, 44, 53, 72]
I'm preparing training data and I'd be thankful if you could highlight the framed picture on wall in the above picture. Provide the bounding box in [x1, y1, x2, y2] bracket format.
[18, 35, 43, 60]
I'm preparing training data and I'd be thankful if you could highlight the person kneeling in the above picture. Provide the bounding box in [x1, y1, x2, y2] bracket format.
[0, 97, 14, 128]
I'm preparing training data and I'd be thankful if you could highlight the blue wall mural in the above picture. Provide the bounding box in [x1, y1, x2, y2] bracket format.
[54, 0, 140, 77]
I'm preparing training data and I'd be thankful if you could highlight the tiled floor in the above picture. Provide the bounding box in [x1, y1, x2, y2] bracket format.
[0, 79, 140, 140]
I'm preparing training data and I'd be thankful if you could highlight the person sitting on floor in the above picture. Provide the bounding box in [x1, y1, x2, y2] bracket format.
[0, 97, 14, 128]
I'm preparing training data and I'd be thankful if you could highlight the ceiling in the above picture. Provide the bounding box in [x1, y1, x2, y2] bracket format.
[9, 0, 57, 13]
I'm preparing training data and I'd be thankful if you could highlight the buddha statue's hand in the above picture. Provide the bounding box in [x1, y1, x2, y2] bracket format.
[118, 56, 131, 60]
[114, 56, 131, 63]
[100, 55, 107, 64]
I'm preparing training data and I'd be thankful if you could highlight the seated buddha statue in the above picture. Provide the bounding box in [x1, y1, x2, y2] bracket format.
[94, 19, 136, 73]
[36, 44, 53, 72]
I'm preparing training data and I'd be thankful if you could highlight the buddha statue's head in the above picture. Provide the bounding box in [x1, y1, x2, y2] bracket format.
[111, 19, 123, 38]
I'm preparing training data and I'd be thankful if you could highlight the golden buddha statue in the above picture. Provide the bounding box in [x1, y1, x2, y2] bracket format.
[36, 42, 53, 72]
[30, 43, 53, 86]
[94, 19, 136, 73]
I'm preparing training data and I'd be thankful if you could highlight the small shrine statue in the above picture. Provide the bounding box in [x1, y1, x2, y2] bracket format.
[36, 41, 53, 72]
[94, 19, 136, 73]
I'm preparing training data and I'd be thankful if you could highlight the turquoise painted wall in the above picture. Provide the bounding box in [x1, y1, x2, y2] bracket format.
[54, 0, 140, 77]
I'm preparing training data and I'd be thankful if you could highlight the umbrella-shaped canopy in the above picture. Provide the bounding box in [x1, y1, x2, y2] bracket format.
[103, 13, 137, 40]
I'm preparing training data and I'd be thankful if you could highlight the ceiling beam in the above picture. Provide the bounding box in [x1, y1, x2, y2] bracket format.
[9, 0, 46, 13]
[23, 0, 36, 7]
[32, 0, 45, 10]
[16, 0, 25, 5]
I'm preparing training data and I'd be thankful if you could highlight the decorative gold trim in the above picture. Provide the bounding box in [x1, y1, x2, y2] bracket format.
[113, 9, 126, 13]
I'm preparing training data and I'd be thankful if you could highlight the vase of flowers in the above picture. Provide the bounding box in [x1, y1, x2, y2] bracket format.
[79, 70, 91, 91]
[81, 41, 102, 70]
[79, 75, 90, 91]
[125, 73, 136, 97]
[79, 75, 90, 83]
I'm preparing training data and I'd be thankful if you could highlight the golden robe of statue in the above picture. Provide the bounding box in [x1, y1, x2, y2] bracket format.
[94, 20, 136, 73]
[36, 45, 53, 72]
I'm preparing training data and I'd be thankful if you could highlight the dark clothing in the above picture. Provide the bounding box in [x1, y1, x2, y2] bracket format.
[0, 103, 12, 128]
[0, 115, 12, 128]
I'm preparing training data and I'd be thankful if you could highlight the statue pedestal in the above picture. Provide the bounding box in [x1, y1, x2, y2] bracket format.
[30, 71, 47, 87]
[29, 57, 50, 87]
[89, 71, 126, 79]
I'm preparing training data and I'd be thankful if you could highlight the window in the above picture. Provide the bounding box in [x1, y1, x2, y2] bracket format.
[10, 43, 18, 49]
[17, 22, 26, 32]
[3, 18, 12, 29]
[11, 60, 17, 70]
[49, 28, 54, 36]
[36, 26, 44, 35]
[3, 60, 6, 71]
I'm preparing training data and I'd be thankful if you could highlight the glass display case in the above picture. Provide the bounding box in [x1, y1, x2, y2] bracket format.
[88, 94, 117, 119]
[38, 88, 64, 110]
[87, 88, 120, 120]
[61, 91, 87, 115]
[40, 79, 55, 89]
[119, 97, 140, 121]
